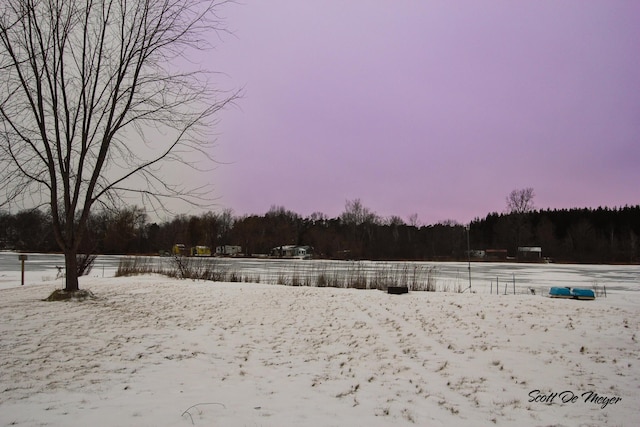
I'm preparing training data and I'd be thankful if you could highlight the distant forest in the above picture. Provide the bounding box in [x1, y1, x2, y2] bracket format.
[1, 203, 639, 264]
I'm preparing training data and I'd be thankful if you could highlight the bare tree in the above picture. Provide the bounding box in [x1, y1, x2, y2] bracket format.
[340, 199, 379, 226]
[506, 187, 535, 214]
[340, 199, 379, 259]
[0, 0, 238, 292]
[506, 187, 536, 251]
[407, 213, 420, 228]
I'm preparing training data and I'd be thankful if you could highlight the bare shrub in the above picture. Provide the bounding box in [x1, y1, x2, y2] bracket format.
[411, 265, 437, 291]
[425, 266, 437, 291]
[316, 273, 327, 287]
[291, 270, 302, 286]
[116, 257, 154, 277]
[345, 263, 368, 289]
[171, 255, 193, 279]
[276, 271, 288, 286]
[243, 274, 260, 283]
[77, 254, 97, 277]
[371, 268, 393, 291]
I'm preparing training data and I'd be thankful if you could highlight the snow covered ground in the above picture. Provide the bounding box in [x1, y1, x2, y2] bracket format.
[1, 253, 639, 426]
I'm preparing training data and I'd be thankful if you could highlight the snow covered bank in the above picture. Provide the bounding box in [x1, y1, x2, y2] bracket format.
[1, 274, 638, 426]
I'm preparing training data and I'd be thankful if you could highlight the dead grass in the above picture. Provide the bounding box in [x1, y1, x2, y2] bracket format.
[115, 256, 461, 293]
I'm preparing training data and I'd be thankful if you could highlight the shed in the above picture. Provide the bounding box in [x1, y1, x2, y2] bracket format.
[518, 246, 542, 261]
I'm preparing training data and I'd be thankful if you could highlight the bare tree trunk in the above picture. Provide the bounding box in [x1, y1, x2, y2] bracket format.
[64, 250, 79, 292]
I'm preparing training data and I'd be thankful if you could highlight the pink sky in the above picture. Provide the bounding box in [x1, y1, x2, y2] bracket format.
[203, 1, 639, 225]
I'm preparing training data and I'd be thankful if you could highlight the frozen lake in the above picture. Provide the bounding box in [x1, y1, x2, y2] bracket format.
[1, 252, 638, 294]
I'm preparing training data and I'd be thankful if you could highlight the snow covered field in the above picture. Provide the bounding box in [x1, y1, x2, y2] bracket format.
[1, 253, 639, 426]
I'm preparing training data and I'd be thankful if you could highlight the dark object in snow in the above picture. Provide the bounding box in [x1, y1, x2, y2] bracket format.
[43, 289, 96, 302]
[549, 287, 595, 300]
[388, 286, 409, 295]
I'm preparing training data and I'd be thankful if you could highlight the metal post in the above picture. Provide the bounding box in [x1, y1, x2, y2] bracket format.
[19, 254, 28, 286]
[466, 225, 471, 292]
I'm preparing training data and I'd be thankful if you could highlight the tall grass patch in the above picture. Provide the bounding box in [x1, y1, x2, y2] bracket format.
[117, 257, 455, 292]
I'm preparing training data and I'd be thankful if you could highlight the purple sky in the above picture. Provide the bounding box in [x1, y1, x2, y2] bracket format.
[203, 1, 639, 225]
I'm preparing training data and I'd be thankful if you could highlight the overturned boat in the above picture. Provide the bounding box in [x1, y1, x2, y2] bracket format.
[571, 288, 596, 300]
[549, 287, 595, 300]
[549, 287, 573, 298]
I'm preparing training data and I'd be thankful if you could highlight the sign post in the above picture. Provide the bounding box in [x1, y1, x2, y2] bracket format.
[19, 254, 28, 286]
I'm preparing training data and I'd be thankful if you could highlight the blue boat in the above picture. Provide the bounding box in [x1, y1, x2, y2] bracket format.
[549, 287, 595, 300]
[549, 287, 573, 298]
[571, 288, 596, 300]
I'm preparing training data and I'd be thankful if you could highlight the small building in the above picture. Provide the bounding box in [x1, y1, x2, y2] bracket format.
[191, 246, 212, 257]
[216, 245, 242, 256]
[172, 244, 188, 256]
[518, 246, 542, 261]
[271, 245, 313, 259]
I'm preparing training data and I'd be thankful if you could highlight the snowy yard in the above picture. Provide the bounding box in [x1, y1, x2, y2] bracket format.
[1, 256, 639, 426]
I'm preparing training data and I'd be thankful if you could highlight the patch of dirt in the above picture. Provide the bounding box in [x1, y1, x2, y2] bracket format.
[44, 289, 97, 302]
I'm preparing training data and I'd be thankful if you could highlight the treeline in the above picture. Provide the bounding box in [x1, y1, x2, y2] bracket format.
[472, 206, 639, 263]
[1, 202, 638, 264]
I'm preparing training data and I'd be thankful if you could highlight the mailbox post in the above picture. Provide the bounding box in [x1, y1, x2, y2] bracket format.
[19, 254, 28, 286]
